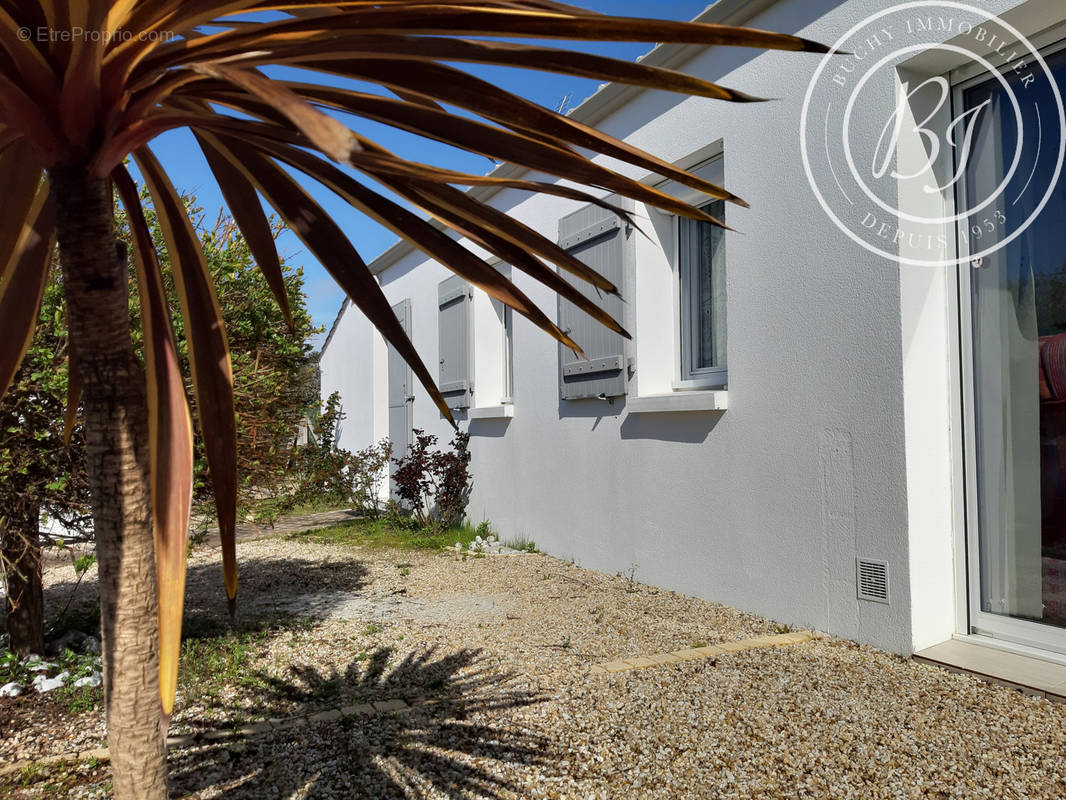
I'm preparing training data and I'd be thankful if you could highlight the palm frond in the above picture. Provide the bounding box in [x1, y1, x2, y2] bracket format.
[195, 129, 459, 420]
[0, 175, 53, 399]
[197, 129, 293, 331]
[0, 139, 44, 280]
[62, 343, 83, 446]
[114, 164, 195, 715]
[134, 145, 239, 613]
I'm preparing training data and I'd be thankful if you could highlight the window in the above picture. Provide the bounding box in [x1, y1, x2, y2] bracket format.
[957, 41, 1066, 643]
[501, 303, 514, 403]
[679, 199, 727, 386]
[468, 261, 516, 418]
[627, 146, 730, 412]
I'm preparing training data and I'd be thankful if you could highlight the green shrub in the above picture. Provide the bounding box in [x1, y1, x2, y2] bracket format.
[264, 392, 392, 518]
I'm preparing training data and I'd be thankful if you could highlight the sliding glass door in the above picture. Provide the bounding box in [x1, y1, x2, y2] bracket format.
[960, 43, 1066, 650]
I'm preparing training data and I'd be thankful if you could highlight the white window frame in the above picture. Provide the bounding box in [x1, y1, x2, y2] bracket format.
[952, 31, 1066, 657]
[678, 197, 727, 387]
[467, 258, 516, 419]
[627, 144, 730, 413]
[501, 303, 514, 404]
[671, 153, 727, 391]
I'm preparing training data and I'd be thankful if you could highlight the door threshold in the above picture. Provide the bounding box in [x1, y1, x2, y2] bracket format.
[913, 636, 1066, 701]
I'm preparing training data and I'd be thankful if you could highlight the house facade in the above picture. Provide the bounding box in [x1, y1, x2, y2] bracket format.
[319, 0, 1066, 661]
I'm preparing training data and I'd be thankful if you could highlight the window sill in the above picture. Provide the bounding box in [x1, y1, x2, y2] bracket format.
[468, 404, 515, 420]
[627, 391, 728, 414]
[672, 378, 726, 392]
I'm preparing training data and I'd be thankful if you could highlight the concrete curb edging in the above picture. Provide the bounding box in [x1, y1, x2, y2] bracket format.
[588, 631, 814, 675]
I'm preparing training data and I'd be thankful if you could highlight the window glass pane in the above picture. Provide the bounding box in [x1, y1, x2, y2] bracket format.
[681, 198, 726, 378]
[696, 200, 726, 370]
[503, 305, 514, 400]
[965, 46, 1066, 627]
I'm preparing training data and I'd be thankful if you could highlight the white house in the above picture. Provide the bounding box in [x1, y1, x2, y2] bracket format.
[319, 0, 1066, 669]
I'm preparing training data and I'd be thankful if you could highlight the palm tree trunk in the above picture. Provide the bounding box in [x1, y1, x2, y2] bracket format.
[2, 501, 44, 656]
[50, 166, 168, 800]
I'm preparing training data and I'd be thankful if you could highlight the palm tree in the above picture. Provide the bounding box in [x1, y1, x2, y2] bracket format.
[0, 2, 828, 797]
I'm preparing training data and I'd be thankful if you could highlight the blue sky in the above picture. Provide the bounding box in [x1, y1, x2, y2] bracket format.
[146, 1, 711, 346]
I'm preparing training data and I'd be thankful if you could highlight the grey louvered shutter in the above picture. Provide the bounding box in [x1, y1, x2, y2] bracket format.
[438, 274, 472, 410]
[557, 198, 631, 400]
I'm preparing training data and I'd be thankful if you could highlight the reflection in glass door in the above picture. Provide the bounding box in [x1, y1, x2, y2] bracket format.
[962, 44, 1066, 647]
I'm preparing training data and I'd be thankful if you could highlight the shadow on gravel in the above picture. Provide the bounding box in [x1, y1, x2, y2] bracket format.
[182, 555, 371, 631]
[166, 646, 552, 799]
[45, 555, 372, 714]
[43, 554, 372, 640]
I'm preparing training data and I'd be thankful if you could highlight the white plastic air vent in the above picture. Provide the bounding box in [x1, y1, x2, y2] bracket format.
[856, 559, 889, 604]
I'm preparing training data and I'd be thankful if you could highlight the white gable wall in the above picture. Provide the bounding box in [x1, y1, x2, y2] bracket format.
[318, 299, 376, 453]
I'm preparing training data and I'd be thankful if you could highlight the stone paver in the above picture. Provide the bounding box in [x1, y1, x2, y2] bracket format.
[621, 656, 659, 669]
[646, 652, 683, 665]
[340, 703, 375, 717]
[372, 699, 409, 713]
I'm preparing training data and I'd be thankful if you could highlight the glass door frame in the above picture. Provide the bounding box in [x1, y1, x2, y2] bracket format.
[953, 32, 1066, 655]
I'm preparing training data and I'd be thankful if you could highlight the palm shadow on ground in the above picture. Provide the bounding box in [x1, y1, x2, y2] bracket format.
[43, 552, 553, 797]
[181, 552, 372, 633]
[41, 553, 373, 640]
[166, 645, 552, 799]
[42, 554, 371, 714]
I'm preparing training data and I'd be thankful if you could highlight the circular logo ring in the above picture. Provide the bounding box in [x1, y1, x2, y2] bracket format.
[799, 0, 1066, 267]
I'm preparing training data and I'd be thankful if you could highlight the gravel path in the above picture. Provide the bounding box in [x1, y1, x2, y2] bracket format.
[8, 533, 1066, 798]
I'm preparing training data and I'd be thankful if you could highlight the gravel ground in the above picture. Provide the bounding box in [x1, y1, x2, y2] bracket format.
[7, 533, 1066, 799]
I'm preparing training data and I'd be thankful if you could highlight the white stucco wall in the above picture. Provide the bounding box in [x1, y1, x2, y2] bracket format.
[318, 0, 1053, 655]
[318, 299, 377, 453]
